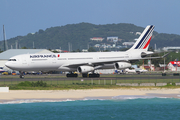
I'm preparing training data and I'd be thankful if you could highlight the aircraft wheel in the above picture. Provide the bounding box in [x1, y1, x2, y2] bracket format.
[89, 74, 100, 78]
[66, 73, 78, 77]
[20, 75, 24, 79]
[89, 74, 92, 78]
[74, 74, 78, 77]
[66, 74, 69, 77]
[97, 74, 100, 77]
[136, 71, 140, 74]
[82, 74, 88, 78]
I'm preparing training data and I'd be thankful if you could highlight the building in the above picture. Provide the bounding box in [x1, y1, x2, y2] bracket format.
[162, 47, 180, 51]
[82, 49, 88, 52]
[51, 49, 70, 53]
[90, 37, 104, 41]
[136, 32, 141, 35]
[142, 64, 155, 71]
[122, 42, 135, 46]
[107, 37, 118, 42]
[159, 64, 168, 70]
[51, 49, 61, 52]
[167, 61, 180, 71]
[95, 69, 115, 74]
[0, 49, 53, 72]
[94, 44, 101, 48]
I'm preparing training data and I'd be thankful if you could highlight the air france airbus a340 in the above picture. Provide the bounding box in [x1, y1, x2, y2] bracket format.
[5, 25, 159, 78]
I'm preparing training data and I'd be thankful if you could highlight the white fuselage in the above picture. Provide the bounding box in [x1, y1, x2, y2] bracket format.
[5, 50, 141, 72]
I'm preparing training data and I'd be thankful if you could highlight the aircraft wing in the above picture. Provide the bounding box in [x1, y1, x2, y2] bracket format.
[62, 59, 127, 68]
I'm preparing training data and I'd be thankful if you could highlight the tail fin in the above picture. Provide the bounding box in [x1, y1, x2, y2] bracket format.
[128, 25, 155, 51]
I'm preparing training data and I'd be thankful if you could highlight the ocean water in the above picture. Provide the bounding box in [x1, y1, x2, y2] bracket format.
[1, 96, 180, 120]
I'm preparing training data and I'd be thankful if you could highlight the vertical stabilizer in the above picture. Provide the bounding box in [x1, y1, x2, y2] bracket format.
[128, 25, 155, 51]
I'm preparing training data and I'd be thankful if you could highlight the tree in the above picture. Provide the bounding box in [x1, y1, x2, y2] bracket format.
[2, 23, 180, 50]
[38, 29, 44, 34]
[88, 47, 96, 52]
[21, 46, 28, 49]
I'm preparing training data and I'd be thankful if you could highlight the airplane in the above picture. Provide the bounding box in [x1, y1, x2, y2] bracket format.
[134, 68, 148, 74]
[115, 68, 147, 74]
[0, 67, 6, 73]
[125, 68, 148, 74]
[5, 25, 163, 78]
[0, 67, 10, 75]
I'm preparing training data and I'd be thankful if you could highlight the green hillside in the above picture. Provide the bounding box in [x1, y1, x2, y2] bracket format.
[0, 23, 180, 51]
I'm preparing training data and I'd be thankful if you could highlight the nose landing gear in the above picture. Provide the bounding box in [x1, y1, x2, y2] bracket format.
[19, 71, 24, 79]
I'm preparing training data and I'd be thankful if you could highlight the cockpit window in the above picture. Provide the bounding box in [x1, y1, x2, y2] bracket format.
[8, 59, 16, 61]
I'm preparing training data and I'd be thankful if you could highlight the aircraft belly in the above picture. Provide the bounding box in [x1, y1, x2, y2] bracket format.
[58, 66, 76, 71]
[98, 64, 114, 69]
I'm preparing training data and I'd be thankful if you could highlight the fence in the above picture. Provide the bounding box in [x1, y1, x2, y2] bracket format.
[1, 73, 180, 86]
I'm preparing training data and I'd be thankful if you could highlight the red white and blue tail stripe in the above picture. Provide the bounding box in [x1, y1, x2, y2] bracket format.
[129, 25, 155, 51]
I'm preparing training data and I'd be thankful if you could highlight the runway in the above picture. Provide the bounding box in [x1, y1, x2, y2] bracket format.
[0, 73, 180, 82]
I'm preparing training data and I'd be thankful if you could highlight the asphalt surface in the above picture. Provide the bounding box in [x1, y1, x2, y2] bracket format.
[1, 73, 180, 81]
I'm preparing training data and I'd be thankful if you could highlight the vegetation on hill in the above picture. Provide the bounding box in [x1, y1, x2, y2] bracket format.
[1, 23, 180, 51]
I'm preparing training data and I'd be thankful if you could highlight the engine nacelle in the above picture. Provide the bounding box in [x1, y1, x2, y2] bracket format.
[114, 62, 131, 70]
[77, 66, 94, 73]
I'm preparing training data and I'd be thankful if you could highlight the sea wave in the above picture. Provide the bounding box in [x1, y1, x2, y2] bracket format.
[0, 99, 76, 104]
[1, 95, 179, 104]
[112, 95, 168, 100]
[0, 98, 107, 104]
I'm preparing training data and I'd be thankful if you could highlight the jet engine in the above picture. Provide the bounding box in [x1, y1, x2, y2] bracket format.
[77, 66, 94, 73]
[114, 62, 131, 70]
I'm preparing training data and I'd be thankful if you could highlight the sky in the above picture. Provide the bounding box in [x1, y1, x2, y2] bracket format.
[0, 0, 180, 39]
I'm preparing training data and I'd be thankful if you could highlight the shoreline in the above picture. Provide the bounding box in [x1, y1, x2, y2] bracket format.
[1, 88, 180, 103]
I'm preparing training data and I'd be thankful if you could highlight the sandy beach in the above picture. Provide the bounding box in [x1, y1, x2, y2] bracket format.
[1, 88, 180, 102]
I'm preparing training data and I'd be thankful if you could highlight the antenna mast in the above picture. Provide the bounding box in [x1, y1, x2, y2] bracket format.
[3, 25, 6, 51]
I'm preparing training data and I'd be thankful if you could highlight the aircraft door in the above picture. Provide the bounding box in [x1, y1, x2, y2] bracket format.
[22, 56, 28, 65]
[52, 58, 56, 63]
[51, 58, 57, 68]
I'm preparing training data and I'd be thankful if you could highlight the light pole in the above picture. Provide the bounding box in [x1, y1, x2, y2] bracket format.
[164, 52, 166, 73]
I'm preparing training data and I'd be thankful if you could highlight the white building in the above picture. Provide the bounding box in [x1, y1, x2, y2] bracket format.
[90, 37, 104, 41]
[82, 49, 88, 52]
[167, 61, 180, 71]
[107, 37, 118, 42]
[162, 47, 180, 51]
[136, 32, 141, 35]
[95, 69, 115, 74]
[122, 42, 135, 46]
[94, 44, 101, 48]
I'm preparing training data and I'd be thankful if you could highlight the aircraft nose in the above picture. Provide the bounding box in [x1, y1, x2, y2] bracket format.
[5, 62, 11, 68]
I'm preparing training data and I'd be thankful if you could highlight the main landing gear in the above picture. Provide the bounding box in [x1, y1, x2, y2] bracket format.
[82, 73, 100, 78]
[66, 72, 78, 77]
[19, 71, 24, 79]
[66, 72, 100, 78]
